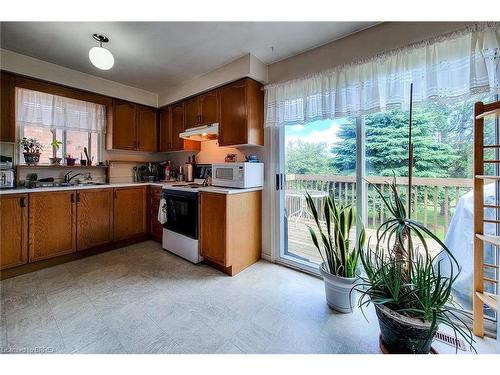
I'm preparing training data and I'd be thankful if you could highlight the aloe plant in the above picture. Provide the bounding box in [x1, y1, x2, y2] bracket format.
[355, 177, 476, 352]
[305, 192, 366, 278]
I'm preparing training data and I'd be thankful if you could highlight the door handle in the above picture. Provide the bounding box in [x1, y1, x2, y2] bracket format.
[76, 192, 80, 203]
[71, 193, 75, 203]
[20, 197, 26, 207]
[276, 174, 280, 191]
[280, 174, 284, 190]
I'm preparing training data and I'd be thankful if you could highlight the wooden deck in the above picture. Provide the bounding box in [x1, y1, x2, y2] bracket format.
[286, 217, 442, 265]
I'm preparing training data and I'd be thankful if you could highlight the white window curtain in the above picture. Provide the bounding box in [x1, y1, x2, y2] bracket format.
[16, 88, 106, 133]
[264, 23, 500, 127]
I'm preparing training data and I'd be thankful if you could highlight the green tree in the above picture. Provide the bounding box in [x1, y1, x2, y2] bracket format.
[331, 109, 458, 177]
[286, 140, 337, 175]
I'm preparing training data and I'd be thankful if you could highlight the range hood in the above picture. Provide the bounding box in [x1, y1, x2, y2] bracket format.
[179, 123, 219, 142]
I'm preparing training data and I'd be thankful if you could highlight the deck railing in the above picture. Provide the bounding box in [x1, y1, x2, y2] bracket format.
[285, 174, 473, 239]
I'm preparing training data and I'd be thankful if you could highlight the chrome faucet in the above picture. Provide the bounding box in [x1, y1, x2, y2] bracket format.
[64, 171, 84, 184]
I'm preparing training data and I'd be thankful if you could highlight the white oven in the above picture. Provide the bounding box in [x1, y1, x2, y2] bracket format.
[212, 162, 264, 188]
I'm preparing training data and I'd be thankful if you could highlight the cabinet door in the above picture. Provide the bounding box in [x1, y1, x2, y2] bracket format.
[200, 193, 227, 266]
[149, 186, 163, 242]
[170, 102, 185, 151]
[137, 106, 158, 152]
[112, 100, 137, 150]
[184, 96, 200, 129]
[218, 80, 247, 146]
[113, 187, 147, 241]
[159, 106, 172, 152]
[29, 191, 76, 262]
[1, 72, 14, 142]
[0, 195, 28, 270]
[77, 189, 113, 251]
[199, 90, 218, 125]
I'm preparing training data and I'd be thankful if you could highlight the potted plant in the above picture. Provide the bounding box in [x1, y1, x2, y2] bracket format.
[64, 153, 76, 166]
[19, 137, 43, 165]
[305, 193, 366, 313]
[49, 139, 63, 165]
[355, 178, 475, 353]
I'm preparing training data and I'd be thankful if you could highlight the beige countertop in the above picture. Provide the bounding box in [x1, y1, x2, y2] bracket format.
[0, 182, 263, 195]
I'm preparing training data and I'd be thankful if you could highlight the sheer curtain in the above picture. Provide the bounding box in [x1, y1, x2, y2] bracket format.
[264, 23, 500, 127]
[16, 88, 106, 133]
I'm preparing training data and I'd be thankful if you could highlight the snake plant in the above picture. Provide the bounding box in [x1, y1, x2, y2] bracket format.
[305, 192, 366, 278]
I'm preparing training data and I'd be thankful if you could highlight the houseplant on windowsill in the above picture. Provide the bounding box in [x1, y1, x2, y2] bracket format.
[355, 178, 475, 353]
[49, 139, 63, 165]
[19, 137, 43, 165]
[305, 193, 366, 313]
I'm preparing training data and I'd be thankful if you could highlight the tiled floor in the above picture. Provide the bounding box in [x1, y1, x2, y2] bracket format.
[1, 241, 498, 354]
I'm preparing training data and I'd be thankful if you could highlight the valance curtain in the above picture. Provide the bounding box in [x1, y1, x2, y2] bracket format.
[16, 87, 106, 133]
[264, 23, 500, 127]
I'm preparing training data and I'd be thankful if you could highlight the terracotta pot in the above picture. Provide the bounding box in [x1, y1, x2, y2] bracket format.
[375, 304, 438, 354]
[23, 152, 40, 165]
[319, 262, 358, 313]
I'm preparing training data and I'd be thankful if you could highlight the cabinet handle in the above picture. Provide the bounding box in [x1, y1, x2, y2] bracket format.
[114, 190, 117, 199]
[71, 193, 75, 203]
[20, 197, 26, 207]
[76, 192, 80, 203]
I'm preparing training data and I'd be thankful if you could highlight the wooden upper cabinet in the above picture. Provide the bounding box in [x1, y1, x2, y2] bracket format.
[218, 78, 263, 147]
[1, 72, 15, 143]
[184, 96, 200, 129]
[199, 90, 218, 125]
[112, 100, 137, 150]
[170, 102, 186, 151]
[76, 189, 113, 251]
[137, 105, 158, 152]
[0, 194, 28, 270]
[29, 191, 76, 262]
[159, 106, 172, 152]
[113, 186, 147, 241]
[200, 192, 227, 266]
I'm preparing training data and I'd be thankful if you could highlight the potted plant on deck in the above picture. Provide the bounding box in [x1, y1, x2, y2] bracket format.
[19, 137, 43, 165]
[49, 139, 63, 165]
[305, 193, 366, 313]
[355, 178, 475, 353]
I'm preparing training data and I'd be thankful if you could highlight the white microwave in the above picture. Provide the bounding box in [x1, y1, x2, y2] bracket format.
[212, 162, 264, 188]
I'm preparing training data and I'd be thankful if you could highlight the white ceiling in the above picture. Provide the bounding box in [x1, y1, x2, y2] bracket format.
[0, 22, 377, 93]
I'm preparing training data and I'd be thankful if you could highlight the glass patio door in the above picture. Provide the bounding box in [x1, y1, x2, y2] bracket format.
[275, 118, 362, 273]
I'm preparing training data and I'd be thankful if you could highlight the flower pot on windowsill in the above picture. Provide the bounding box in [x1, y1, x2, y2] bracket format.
[49, 157, 62, 165]
[65, 157, 76, 166]
[23, 152, 41, 165]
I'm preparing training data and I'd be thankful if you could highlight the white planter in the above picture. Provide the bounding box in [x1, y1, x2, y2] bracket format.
[319, 262, 358, 313]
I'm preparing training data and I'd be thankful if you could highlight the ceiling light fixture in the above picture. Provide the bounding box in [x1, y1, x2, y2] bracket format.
[89, 34, 114, 70]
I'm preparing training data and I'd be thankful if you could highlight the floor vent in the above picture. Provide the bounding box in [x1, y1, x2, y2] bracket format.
[434, 331, 467, 351]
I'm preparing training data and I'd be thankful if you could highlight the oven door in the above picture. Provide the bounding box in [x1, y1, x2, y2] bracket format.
[162, 190, 199, 239]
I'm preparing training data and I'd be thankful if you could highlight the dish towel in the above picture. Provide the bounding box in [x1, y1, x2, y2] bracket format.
[158, 198, 167, 224]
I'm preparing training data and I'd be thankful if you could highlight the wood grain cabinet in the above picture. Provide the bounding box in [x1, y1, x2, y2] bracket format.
[184, 96, 201, 129]
[113, 186, 147, 241]
[159, 103, 200, 152]
[76, 188, 113, 251]
[0, 194, 28, 270]
[28, 191, 77, 262]
[109, 100, 158, 152]
[149, 186, 163, 242]
[1, 71, 15, 142]
[200, 191, 262, 276]
[183, 90, 219, 129]
[218, 78, 263, 147]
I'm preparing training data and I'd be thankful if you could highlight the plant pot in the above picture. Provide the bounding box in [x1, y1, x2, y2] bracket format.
[23, 152, 40, 165]
[375, 304, 438, 354]
[319, 262, 358, 313]
[65, 157, 76, 166]
[49, 157, 62, 165]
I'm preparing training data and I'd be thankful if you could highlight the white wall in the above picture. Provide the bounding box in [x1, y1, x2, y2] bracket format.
[0, 49, 158, 106]
[158, 53, 268, 107]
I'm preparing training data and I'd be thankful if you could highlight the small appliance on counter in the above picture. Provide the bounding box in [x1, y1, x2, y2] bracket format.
[212, 162, 264, 188]
[0, 155, 15, 189]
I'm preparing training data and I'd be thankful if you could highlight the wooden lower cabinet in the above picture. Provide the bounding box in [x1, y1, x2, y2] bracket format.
[76, 188, 113, 251]
[29, 191, 76, 262]
[113, 186, 147, 241]
[149, 186, 163, 242]
[200, 191, 261, 276]
[0, 194, 28, 270]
